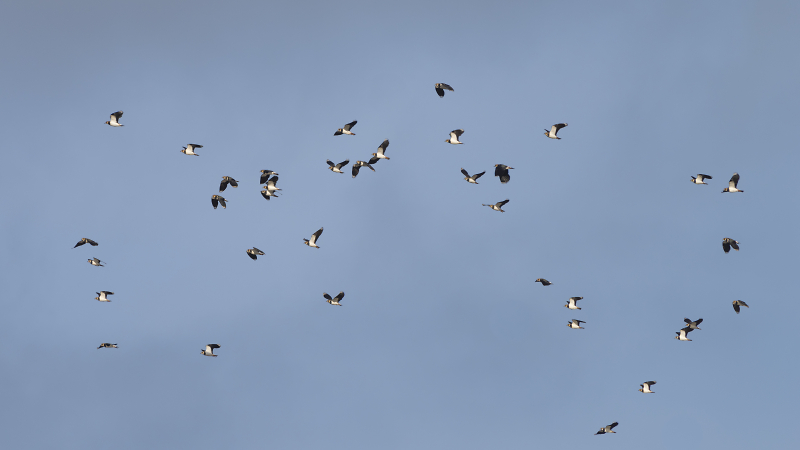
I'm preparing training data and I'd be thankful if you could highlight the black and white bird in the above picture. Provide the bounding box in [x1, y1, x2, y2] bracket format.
[544, 123, 567, 139]
[261, 189, 278, 201]
[74, 238, 98, 248]
[201, 344, 220, 357]
[567, 319, 585, 329]
[494, 164, 513, 184]
[675, 327, 693, 341]
[722, 173, 744, 193]
[435, 83, 454, 97]
[722, 238, 740, 253]
[683, 317, 703, 330]
[323, 291, 344, 306]
[535, 278, 553, 286]
[639, 381, 657, 393]
[246, 247, 265, 260]
[211, 195, 227, 209]
[482, 199, 510, 212]
[304, 227, 324, 248]
[691, 174, 712, 184]
[445, 129, 465, 144]
[334, 120, 357, 136]
[263, 176, 280, 195]
[181, 144, 202, 156]
[732, 300, 749, 314]
[351, 161, 375, 178]
[97, 343, 117, 349]
[260, 170, 279, 184]
[88, 257, 105, 267]
[219, 176, 239, 192]
[327, 159, 350, 173]
[595, 422, 618, 435]
[372, 140, 390, 160]
[565, 297, 583, 310]
[461, 168, 485, 184]
[105, 111, 123, 127]
[95, 291, 113, 302]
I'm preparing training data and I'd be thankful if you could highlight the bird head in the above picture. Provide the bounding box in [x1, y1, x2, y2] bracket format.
[105, 121, 110, 125]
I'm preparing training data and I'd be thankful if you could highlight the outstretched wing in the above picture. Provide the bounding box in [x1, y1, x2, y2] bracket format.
[368, 156, 380, 165]
[343, 120, 357, 131]
[730, 172, 740, 188]
[435, 87, 445, 97]
[452, 129, 464, 137]
[352, 164, 361, 178]
[219, 179, 228, 192]
[323, 293, 332, 301]
[377, 140, 389, 155]
[722, 241, 731, 253]
[608, 422, 618, 430]
[211, 197, 219, 209]
[309, 227, 323, 244]
[327, 159, 335, 168]
[473, 171, 485, 180]
[461, 168, 470, 177]
[337, 159, 350, 169]
[334, 291, 345, 302]
[260, 190, 271, 200]
[497, 199, 510, 207]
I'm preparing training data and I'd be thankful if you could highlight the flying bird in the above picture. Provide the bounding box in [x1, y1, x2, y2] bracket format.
[461, 168, 485, 184]
[722, 238, 739, 253]
[567, 319, 585, 329]
[675, 327, 693, 341]
[181, 144, 202, 156]
[683, 318, 703, 330]
[732, 300, 749, 314]
[595, 422, 618, 435]
[544, 123, 567, 139]
[494, 164, 513, 183]
[482, 199, 510, 212]
[219, 176, 239, 192]
[246, 247, 265, 260]
[324, 291, 345, 306]
[639, 381, 657, 393]
[435, 83, 454, 97]
[211, 195, 227, 209]
[260, 170, 279, 184]
[445, 129, 465, 144]
[95, 291, 114, 302]
[722, 173, 744, 193]
[304, 227, 324, 248]
[327, 159, 350, 173]
[201, 344, 220, 357]
[88, 258, 105, 267]
[334, 120, 357, 136]
[372, 140, 390, 160]
[691, 174, 712, 184]
[105, 111, 124, 127]
[565, 297, 583, 310]
[74, 238, 98, 248]
[97, 343, 117, 349]
[263, 176, 280, 194]
[535, 278, 553, 286]
[351, 161, 375, 178]
[261, 190, 278, 201]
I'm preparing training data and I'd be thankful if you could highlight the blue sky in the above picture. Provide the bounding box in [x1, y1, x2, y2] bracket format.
[2, 1, 799, 448]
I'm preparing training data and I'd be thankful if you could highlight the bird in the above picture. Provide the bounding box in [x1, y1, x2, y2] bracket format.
[445, 129, 465, 144]
[675, 327, 693, 341]
[334, 120, 357, 136]
[494, 164, 513, 183]
[263, 176, 280, 194]
[482, 199, 510, 212]
[260, 170, 279, 184]
[565, 297, 583, 310]
[351, 161, 375, 178]
[683, 318, 703, 330]
[97, 343, 117, 349]
[722, 173, 744, 193]
[105, 111, 123, 127]
[639, 381, 657, 393]
[461, 168, 485, 184]
[567, 319, 585, 329]
[261, 189, 278, 201]
[324, 291, 344, 306]
[95, 291, 114, 302]
[722, 238, 740, 253]
[246, 247, 265, 260]
[691, 174, 712, 184]
[595, 422, 618, 435]
[435, 83, 454, 97]
[181, 144, 202, 156]
[732, 300, 749, 314]
[544, 123, 567, 139]
[211, 195, 227, 209]
[219, 176, 239, 192]
[74, 238, 98, 248]
[88, 257, 105, 267]
[201, 344, 220, 357]
[304, 227, 324, 248]
[372, 139, 390, 160]
[535, 278, 553, 286]
[327, 159, 350, 173]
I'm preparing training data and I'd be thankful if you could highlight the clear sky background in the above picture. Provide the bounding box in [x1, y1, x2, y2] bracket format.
[1, 1, 799, 448]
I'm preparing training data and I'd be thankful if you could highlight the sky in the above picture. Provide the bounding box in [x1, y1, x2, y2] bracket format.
[1, 0, 799, 448]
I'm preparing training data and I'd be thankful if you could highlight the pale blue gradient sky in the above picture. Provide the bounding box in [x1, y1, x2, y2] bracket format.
[2, 1, 799, 449]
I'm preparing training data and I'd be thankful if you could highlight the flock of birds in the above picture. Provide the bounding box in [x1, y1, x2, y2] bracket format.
[77, 84, 751, 436]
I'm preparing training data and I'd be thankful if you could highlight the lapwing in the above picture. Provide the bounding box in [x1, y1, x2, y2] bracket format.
[461, 168, 485, 184]
[691, 174, 712, 184]
[74, 238, 98, 248]
[95, 291, 113, 302]
[334, 120, 357, 136]
[304, 227, 324, 248]
[482, 199, 509, 212]
[211, 195, 227, 209]
[639, 381, 656, 393]
[565, 297, 583, 310]
[201, 344, 220, 357]
[722, 173, 744, 193]
[327, 159, 350, 173]
[494, 164, 513, 184]
[97, 343, 117, 349]
[544, 123, 567, 139]
[105, 111, 123, 127]
[324, 291, 344, 306]
[435, 83, 454, 97]
[567, 319, 585, 329]
[732, 300, 749, 314]
[219, 176, 239, 192]
[181, 144, 202, 156]
[445, 129, 464, 144]
[722, 238, 739, 253]
[246, 247, 265, 260]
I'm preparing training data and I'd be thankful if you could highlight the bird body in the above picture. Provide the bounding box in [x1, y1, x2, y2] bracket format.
[675, 327, 693, 341]
[722, 173, 743, 192]
[544, 123, 567, 139]
[304, 227, 324, 248]
[211, 195, 227, 209]
[565, 297, 583, 310]
[334, 120, 357, 136]
[327, 159, 350, 173]
[446, 129, 464, 144]
[95, 291, 114, 302]
[435, 83, 454, 97]
[482, 199, 510, 212]
[181, 144, 202, 156]
[246, 247, 265, 260]
[88, 258, 105, 267]
[105, 111, 123, 127]
[691, 174, 712, 184]
[461, 168, 485, 184]
[722, 238, 740, 253]
[74, 238, 98, 248]
[639, 381, 656, 393]
[494, 164, 513, 183]
[732, 300, 749, 314]
[201, 344, 220, 357]
[323, 291, 344, 306]
[568, 319, 585, 329]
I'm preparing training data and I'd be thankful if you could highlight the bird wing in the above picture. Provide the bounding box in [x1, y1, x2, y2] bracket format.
[473, 171, 485, 179]
[352, 164, 360, 178]
[730, 172, 740, 188]
[247, 250, 257, 260]
[733, 302, 740, 313]
[253, 247, 265, 255]
[218, 197, 227, 208]
[699, 174, 712, 180]
[684, 318, 692, 324]
[739, 300, 749, 308]
[334, 129, 343, 136]
[554, 123, 567, 132]
[723, 242, 731, 253]
[269, 176, 279, 186]
[87, 239, 98, 246]
[494, 166, 505, 176]
[74, 239, 85, 248]
[695, 318, 703, 325]
[730, 241, 739, 251]
[461, 168, 470, 177]
[334, 291, 345, 302]
[575, 320, 585, 324]
[368, 156, 380, 165]
[229, 179, 238, 188]
[438, 83, 454, 91]
[309, 227, 323, 244]
[608, 422, 618, 430]
[497, 199, 510, 207]
[377, 140, 389, 155]
[343, 120, 357, 131]
[109, 111, 123, 124]
[323, 293, 332, 301]
[452, 129, 464, 137]
[337, 159, 350, 169]
[435, 87, 445, 97]
[363, 162, 375, 172]
[211, 197, 219, 209]
[645, 381, 656, 386]
[219, 180, 228, 192]
[260, 190, 271, 200]
[327, 159, 335, 167]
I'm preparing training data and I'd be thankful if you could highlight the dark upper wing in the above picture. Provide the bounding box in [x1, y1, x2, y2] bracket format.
[608, 422, 618, 430]
[733, 302, 740, 313]
[344, 120, 357, 131]
[453, 129, 464, 137]
[208, 344, 220, 349]
[500, 173, 511, 184]
[730, 241, 739, 251]
[334, 291, 345, 301]
[461, 168, 470, 177]
[722, 242, 731, 253]
[247, 250, 257, 260]
[352, 164, 360, 178]
[74, 239, 85, 248]
[260, 173, 269, 184]
[695, 318, 703, 325]
[699, 174, 712, 179]
[253, 247, 265, 255]
[111, 111, 123, 120]
[261, 190, 271, 200]
[368, 156, 380, 165]
[473, 171, 485, 179]
[494, 166, 505, 177]
[219, 180, 228, 192]
[554, 123, 567, 131]
[730, 172, 740, 187]
[87, 239, 98, 246]
[323, 293, 332, 301]
[364, 163, 375, 172]
[436, 87, 445, 97]
[229, 179, 238, 188]
[438, 83, 453, 91]
[337, 159, 350, 168]
[212, 197, 219, 209]
[378, 140, 389, 153]
[327, 159, 335, 167]
[497, 199, 510, 207]
[313, 228, 323, 240]
[218, 197, 227, 208]
[334, 129, 343, 136]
